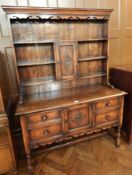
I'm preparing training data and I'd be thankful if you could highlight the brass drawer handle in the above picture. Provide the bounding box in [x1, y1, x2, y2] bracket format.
[41, 115, 48, 121]
[43, 130, 49, 136]
[105, 102, 111, 107]
[105, 115, 111, 120]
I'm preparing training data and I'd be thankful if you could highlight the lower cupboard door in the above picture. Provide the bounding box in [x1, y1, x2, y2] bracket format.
[67, 104, 93, 135]
[0, 147, 15, 174]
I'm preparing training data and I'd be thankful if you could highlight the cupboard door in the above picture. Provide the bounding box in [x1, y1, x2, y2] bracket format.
[0, 127, 9, 145]
[0, 147, 15, 174]
[58, 42, 78, 80]
[67, 103, 93, 135]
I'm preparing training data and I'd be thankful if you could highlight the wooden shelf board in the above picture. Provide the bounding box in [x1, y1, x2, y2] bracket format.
[78, 38, 108, 42]
[14, 40, 55, 45]
[78, 56, 107, 62]
[13, 38, 108, 45]
[21, 76, 55, 86]
[79, 72, 106, 79]
[17, 60, 55, 67]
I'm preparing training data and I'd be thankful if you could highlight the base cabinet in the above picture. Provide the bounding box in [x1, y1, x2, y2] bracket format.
[19, 95, 125, 174]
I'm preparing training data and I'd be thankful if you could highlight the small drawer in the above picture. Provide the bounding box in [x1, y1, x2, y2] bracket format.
[95, 98, 120, 111]
[95, 110, 119, 126]
[27, 110, 61, 125]
[29, 123, 62, 141]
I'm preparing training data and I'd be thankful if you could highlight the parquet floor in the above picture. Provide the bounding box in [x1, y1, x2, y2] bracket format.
[18, 135, 132, 175]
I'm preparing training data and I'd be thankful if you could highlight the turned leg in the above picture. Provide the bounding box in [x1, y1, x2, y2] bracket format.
[20, 116, 34, 175]
[27, 154, 33, 175]
[116, 126, 121, 147]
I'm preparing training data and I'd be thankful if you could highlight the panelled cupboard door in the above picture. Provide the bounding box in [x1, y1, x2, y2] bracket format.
[66, 103, 93, 136]
[0, 147, 15, 174]
[56, 41, 78, 80]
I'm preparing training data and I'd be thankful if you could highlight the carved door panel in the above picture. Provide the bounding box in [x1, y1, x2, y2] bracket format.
[58, 42, 78, 80]
[67, 103, 93, 136]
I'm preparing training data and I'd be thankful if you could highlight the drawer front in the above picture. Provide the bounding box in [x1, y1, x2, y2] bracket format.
[95, 97, 120, 111]
[29, 123, 62, 141]
[95, 110, 119, 126]
[67, 104, 92, 131]
[27, 110, 61, 125]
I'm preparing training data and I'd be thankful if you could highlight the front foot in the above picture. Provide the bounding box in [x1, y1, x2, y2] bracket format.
[27, 155, 34, 175]
[28, 166, 34, 175]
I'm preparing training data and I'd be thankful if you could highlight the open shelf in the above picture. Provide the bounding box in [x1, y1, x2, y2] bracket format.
[21, 76, 55, 86]
[18, 63, 56, 86]
[78, 39, 107, 60]
[17, 59, 55, 67]
[78, 56, 107, 62]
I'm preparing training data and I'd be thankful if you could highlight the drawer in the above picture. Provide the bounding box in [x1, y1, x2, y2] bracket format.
[95, 110, 119, 126]
[95, 97, 120, 111]
[29, 123, 62, 141]
[27, 110, 61, 125]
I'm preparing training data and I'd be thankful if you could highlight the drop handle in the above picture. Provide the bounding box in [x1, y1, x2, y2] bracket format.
[43, 130, 49, 136]
[41, 115, 48, 121]
[105, 115, 111, 120]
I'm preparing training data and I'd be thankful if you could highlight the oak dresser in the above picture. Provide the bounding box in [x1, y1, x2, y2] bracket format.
[2, 6, 126, 174]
